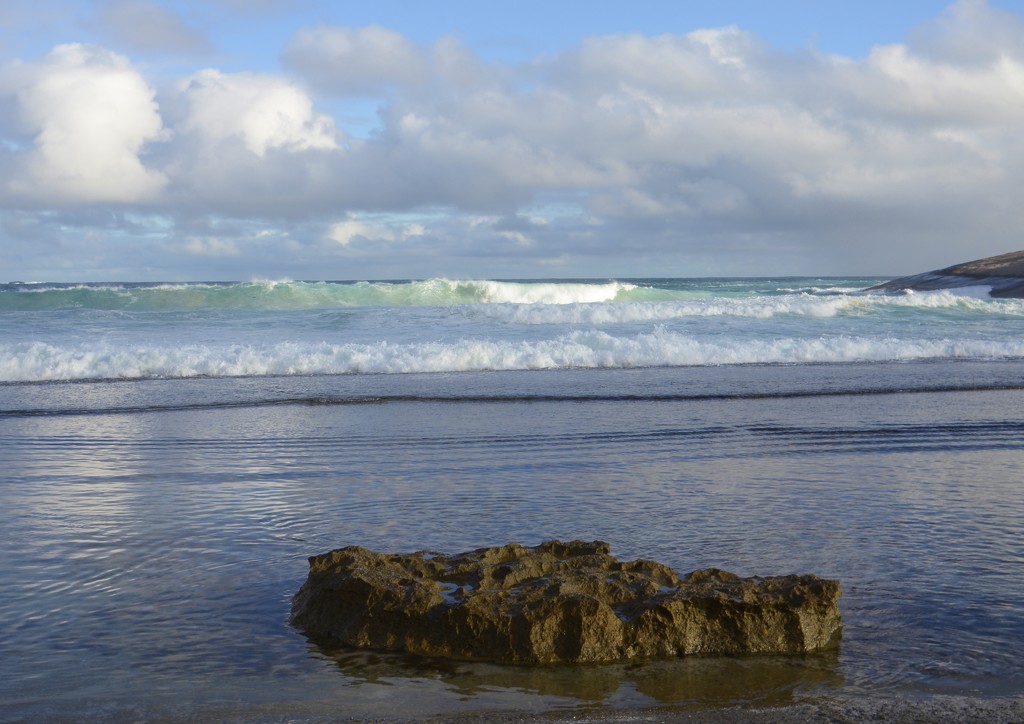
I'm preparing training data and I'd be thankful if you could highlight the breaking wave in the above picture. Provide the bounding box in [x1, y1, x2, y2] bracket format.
[3, 279, 1019, 320]
[0, 279, 640, 311]
[5, 331, 1024, 383]
[479, 289, 1024, 324]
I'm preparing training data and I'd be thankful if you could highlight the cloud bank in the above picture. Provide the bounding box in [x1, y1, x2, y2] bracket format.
[2, 0, 1023, 280]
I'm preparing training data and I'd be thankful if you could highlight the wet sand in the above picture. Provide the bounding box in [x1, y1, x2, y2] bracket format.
[193, 694, 1024, 722]
[446, 696, 1024, 723]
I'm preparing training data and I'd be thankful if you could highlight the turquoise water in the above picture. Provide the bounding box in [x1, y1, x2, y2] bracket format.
[0, 277, 878, 311]
[1, 279, 1023, 719]
[2, 277, 1023, 381]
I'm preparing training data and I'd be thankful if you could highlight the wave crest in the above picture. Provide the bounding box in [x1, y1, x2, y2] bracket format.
[5, 331, 1023, 382]
[0, 279, 638, 311]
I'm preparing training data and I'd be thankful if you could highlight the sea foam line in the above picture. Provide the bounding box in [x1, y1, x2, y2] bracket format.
[9, 384, 1024, 419]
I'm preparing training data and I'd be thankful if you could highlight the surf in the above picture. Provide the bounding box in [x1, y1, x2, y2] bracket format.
[6, 331, 1024, 383]
[0, 279, 641, 312]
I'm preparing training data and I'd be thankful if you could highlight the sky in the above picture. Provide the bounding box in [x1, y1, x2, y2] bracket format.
[2, 0, 1024, 281]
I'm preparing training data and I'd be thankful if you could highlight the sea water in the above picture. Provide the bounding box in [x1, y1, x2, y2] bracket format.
[1, 278, 1023, 720]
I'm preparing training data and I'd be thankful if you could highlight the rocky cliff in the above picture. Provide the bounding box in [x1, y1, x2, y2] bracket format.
[867, 250, 1024, 297]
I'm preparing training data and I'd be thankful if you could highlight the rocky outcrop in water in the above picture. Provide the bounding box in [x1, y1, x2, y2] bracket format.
[867, 249, 1024, 298]
[290, 540, 842, 665]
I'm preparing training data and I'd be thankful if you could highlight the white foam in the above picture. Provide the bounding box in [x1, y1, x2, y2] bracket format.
[5, 331, 1024, 382]
[441, 279, 634, 304]
[942, 285, 995, 299]
[475, 288, 1024, 325]
[478, 295, 847, 324]
[878, 287, 1004, 307]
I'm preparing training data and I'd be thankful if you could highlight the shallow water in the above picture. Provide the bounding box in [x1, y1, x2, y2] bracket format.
[2, 363, 1023, 720]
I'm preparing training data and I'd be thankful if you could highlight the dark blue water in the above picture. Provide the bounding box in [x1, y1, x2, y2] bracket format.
[2, 362, 1023, 720]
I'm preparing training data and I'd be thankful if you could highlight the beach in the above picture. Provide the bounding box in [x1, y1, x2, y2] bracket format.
[2, 279, 1023, 720]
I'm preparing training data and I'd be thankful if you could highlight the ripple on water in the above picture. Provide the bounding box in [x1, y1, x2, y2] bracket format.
[1, 379, 1024, 718]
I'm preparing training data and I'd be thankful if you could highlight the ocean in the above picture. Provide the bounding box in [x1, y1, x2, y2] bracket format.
[2, 277, 1023, 720]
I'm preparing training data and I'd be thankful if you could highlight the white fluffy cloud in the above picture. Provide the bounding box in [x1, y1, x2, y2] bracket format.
[2, 43, 167, 203]
[176, 69, 339, 156]
[3, 1, 1024, 280]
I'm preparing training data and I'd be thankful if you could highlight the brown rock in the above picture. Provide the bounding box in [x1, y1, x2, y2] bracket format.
[290, 540, 842, 665]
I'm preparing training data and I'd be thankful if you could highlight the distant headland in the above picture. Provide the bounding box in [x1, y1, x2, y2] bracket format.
[867, 250, 1024, 298]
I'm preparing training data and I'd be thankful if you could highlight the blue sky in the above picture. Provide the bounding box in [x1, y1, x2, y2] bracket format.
[5, 2, 964, 63]
[2, 0, 1024, 280]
